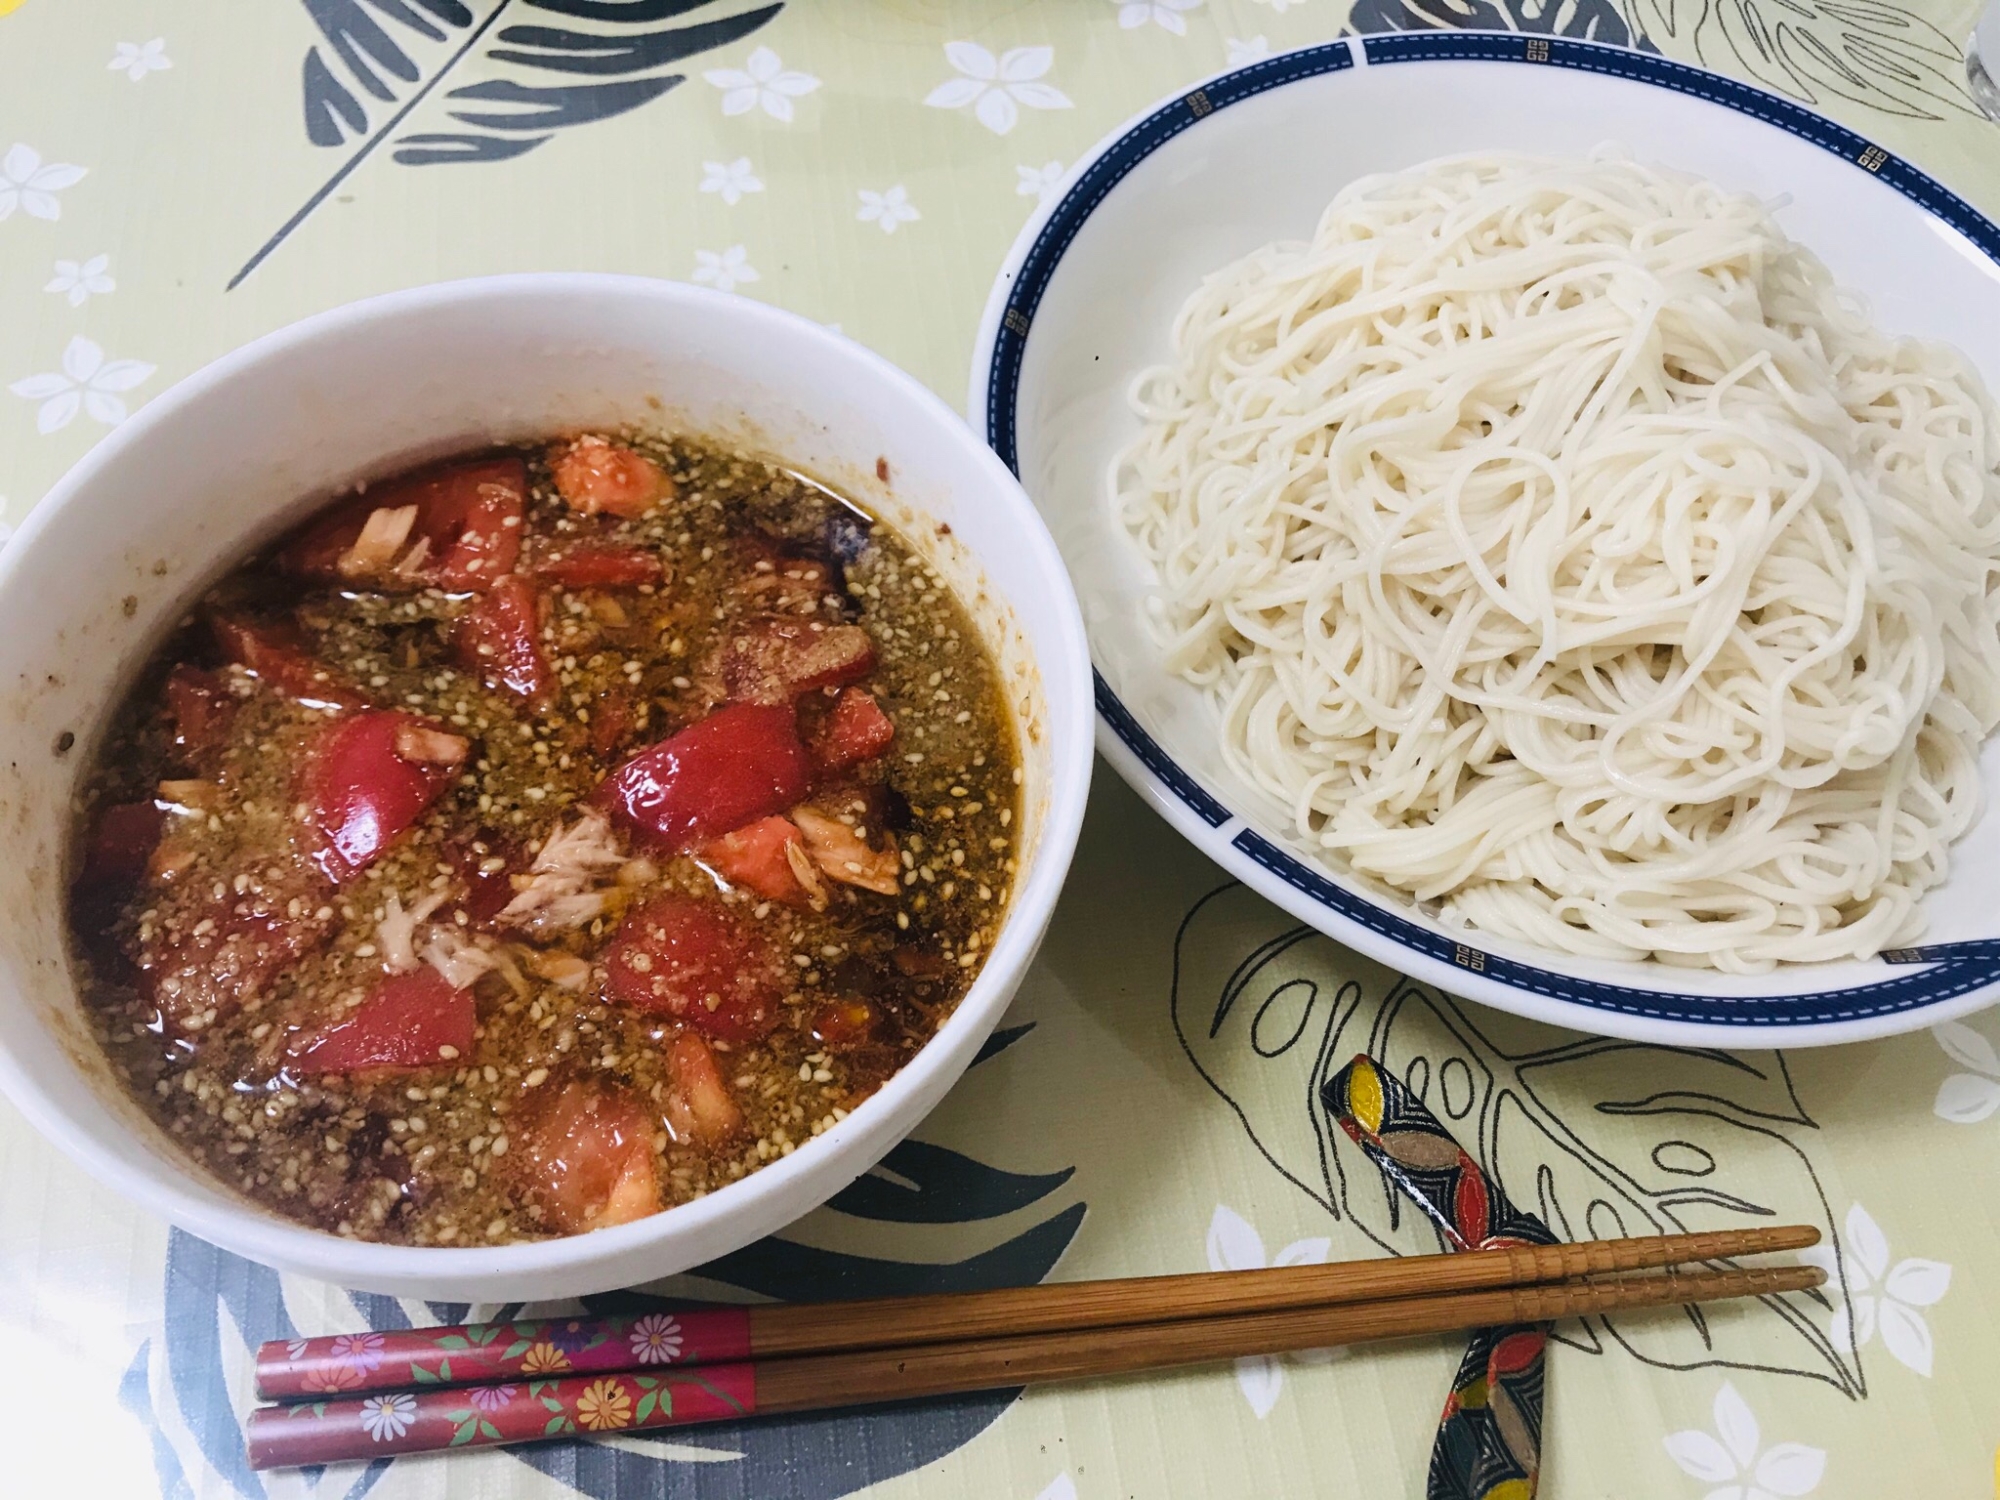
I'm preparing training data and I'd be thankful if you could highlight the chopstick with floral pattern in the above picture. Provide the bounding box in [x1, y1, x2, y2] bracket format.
[244, 1258, 1821, 1469]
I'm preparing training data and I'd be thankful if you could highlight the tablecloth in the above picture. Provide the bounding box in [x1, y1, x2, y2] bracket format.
[3, 2, 1999, 1495]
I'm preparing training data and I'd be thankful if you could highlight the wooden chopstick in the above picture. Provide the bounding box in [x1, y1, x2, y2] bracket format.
[254, 1223, 1819, 1400]
[245, 1262, 1824, 1469]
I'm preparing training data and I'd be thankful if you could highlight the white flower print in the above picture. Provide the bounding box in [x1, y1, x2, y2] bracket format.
[45, 254, 114, 307]
[10, 337, 156, 434]
[109, 39, 172, 81]
[358, 1392, 416, 1442]
[1664, 1382, 1824, 1500]
[1227, 36, 1273, 65]
[1016, 161, 1065, 204]
[699, 157, 763, 206]
[857, 185, 919, 235]
[1115, 0, 1204, 33]
[1800, 1203, 1950, 1377]
[284, 1338, 310, 1360]
[0, 145, 86, 222]
[1931, 1019, 2000, 1122]
[924, 43, 1073, 137]
[628, 1313, 684, 1364]
[1254, 0, 1310, 10]
[703, 47, 819, 122]
[692, 245, 758, 293]
[1205, 1204, 1337, 1417]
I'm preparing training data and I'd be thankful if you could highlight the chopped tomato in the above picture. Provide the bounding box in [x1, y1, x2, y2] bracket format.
[809, 687, 895, 772]
[514, 1080, 661, 1233]
[164, 666, 237, 765]
[302, 710, 465, 883]
[551, 436, 671, 519]
[453, 574, 551, 703]
[663, 1032, 744, 1146]
[599, 703, 811, 849]
[137, 898, 330, 1030]
[734, 535, 835, 611]
[811, 998, 877, 1051]
[590, 686, 634, 761]
[288, 969, 474, 1074]
[601, 894, 785, 1043]
[532, 543, 661, 591]
[792, 806, 901, 896]
[722, 620, 876, 705]
[442, 834, 522, 927]
[210, 612, 367, 710]
[78, 801, 166, 892]
[278, 457, 526, 592]
[698, 816, 810, 905]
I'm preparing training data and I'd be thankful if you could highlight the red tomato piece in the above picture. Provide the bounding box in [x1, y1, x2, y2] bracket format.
[698, 816, 809, 905]
[288, 968, 475, 1074]
[441, 836, 522, 927]
[211, 612, 367, 710]
[514, 1081, 661, 1233]
[601, 894, 785, 1043]
[590, 686, 634, 761]
[722, 621, 876, 705]
[164, 665, 237, 764]
[810, 687, 896, 772]
[734, 535, 835, 611]
[663, 1033, 744, 1146]
[531, 543, 662, 591]
[598, 703, 811, 848]
[137, 898, 330, 1030]
[551, 436, 671, 519]
[278, 457, 526, 592]
[811, 998, 877, 1051]
[452, 574, 551, 703]
[302, 710, 466, 884]
[78, 801, 166, 892]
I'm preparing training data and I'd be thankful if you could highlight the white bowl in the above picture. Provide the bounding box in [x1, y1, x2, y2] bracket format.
[0, 274, 1093, 1298]
[971, 32, 2000, 1047]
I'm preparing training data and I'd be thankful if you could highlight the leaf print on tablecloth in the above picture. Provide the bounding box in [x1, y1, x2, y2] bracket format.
[1346, 0, 1646, 49]
[1170, 883, 1861, 1397]
[1645, 0, 1986, 121]
[236, 0, 783, 288]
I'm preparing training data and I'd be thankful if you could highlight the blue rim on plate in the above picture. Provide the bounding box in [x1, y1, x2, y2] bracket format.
[977, 30, 2000, 1039]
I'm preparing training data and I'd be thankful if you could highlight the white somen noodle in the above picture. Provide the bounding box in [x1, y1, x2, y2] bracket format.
[1114, 153, 2000, 972]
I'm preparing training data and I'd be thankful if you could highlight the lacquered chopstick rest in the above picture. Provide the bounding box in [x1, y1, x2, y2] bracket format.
[1324, 1055, 1558, 1500]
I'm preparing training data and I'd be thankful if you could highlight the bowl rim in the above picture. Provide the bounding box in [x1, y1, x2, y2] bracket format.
[967, 30, 2000, 1048]
[0, 271, 1096, 1283]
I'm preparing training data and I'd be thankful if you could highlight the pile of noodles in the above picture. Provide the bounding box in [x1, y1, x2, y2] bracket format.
[1115, 153, 2000, 971]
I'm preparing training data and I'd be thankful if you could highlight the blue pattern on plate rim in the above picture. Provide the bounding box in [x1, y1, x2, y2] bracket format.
[982, 31, 2000, 1028]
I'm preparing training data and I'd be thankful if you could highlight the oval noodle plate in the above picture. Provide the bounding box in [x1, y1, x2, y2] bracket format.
[971, 31, 2000, 1046]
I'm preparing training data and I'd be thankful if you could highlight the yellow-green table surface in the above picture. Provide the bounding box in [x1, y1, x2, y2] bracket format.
[3, 2, 1998, 1496]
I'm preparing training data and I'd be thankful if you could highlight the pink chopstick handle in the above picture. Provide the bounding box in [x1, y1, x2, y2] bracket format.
[245, 1363, 760, 1469]
[254, 1309, 754, 1400]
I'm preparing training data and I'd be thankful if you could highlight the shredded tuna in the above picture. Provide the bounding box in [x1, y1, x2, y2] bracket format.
[792, 806, 900, 895]
[498, 810, 629, 933]
[337, 505, 419, 580]
[419, 926, 507, 991]
[394, 722, 469, 766]
[376, 888, 449, 974]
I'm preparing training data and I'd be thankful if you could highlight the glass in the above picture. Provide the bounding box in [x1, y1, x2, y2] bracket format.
[1972, 0, 2000, 120]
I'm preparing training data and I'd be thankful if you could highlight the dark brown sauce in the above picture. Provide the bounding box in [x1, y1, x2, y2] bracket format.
[69, 434, 1018, 1246]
